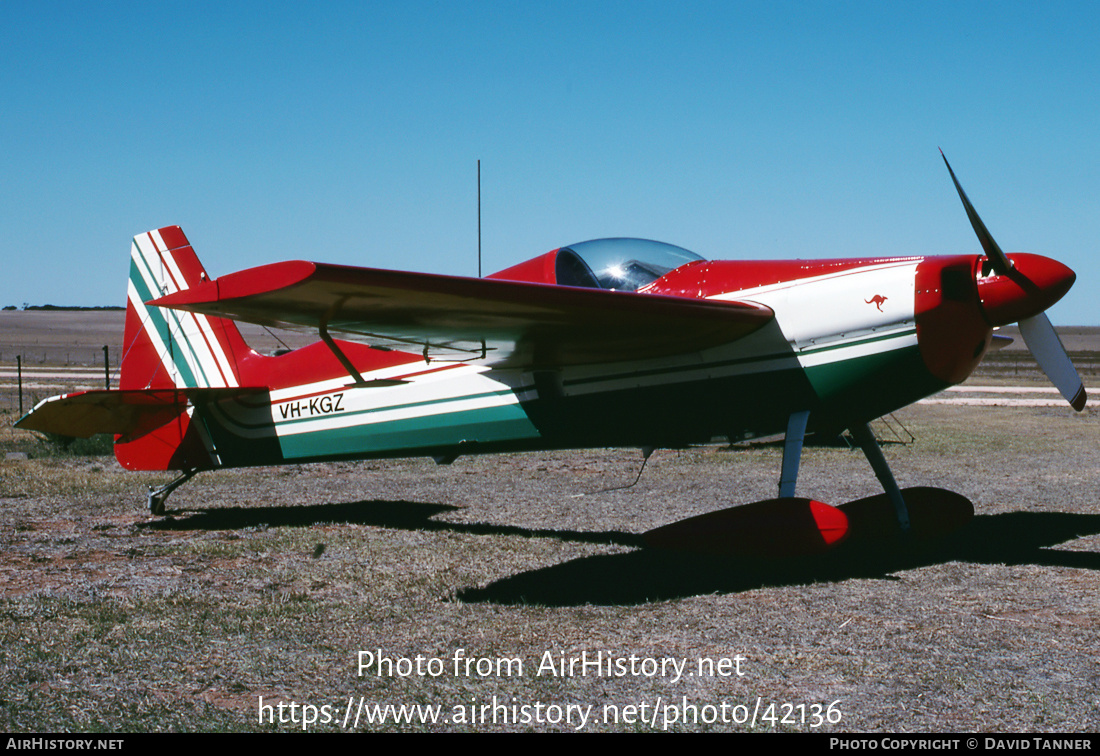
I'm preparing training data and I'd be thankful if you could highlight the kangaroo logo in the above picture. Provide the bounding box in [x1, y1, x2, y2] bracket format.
[866, 294, 888, 312]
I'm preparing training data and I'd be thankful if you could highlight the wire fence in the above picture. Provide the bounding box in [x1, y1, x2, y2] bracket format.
[0, 345, 119, 367]
[1, 346, 119, 414]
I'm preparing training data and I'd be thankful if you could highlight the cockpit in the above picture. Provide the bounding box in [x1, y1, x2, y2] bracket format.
[555, 238, 705, 291]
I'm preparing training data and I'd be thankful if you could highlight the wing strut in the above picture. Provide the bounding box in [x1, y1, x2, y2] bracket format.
[317, 300, 412, 388]
[319, 299, 369, 386]
[849, 423, 911, 533]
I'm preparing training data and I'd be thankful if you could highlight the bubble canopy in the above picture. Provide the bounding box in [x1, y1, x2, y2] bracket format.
[556, 238, 705, 291]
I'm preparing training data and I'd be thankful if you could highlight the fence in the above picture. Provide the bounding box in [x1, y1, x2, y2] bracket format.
[1, 347, 117, 414]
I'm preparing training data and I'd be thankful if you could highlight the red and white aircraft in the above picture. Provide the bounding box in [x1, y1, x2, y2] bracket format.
[18, 156, 1086, 555]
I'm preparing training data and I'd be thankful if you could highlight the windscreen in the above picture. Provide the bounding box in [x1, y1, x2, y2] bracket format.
[556, 238, 705, 291]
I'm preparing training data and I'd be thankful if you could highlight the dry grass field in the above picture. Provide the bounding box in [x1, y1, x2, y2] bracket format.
[1, 313, 1098, 732]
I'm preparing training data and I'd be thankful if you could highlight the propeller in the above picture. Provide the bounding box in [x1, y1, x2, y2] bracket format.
[940, 151, 1087, 411]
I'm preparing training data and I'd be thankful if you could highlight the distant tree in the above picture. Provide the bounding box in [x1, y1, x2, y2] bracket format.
[2, 305, 15, 311]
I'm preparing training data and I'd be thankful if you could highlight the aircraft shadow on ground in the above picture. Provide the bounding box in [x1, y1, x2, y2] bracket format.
[459, 511, 1100, 606]
[142, 502, 1100, 607]
[141, 499, 643, 549]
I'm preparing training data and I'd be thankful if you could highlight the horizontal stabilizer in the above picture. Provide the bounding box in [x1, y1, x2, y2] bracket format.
[16, 388, 265, 440]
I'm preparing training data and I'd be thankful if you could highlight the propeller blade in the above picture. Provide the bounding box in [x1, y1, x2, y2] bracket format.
[941, 152, 1084, 410]
[940, 149, 1013, 275]
[1018, 313, 1087, 411]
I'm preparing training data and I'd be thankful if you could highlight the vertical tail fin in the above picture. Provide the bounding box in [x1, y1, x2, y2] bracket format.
[121, 226, 253, 390]
[116, 226, 255, 472]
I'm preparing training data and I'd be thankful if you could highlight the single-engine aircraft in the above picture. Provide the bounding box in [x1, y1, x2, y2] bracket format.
[17, 155, 1088, 557]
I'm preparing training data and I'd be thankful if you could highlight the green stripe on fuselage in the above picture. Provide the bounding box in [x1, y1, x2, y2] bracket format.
[798, 328, 916, 358]
[804, 340, 943, 422]
[276, 402, 540, 460]
[801, 330, 918, 397]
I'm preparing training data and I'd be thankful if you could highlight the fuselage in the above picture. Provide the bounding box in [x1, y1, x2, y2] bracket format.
[119, 249, 1009, 471]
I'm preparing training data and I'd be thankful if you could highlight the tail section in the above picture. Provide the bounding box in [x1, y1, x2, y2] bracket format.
[17, 226, 264, 473]
[122, 226, 253, 391]
[116, 226, 257, 471]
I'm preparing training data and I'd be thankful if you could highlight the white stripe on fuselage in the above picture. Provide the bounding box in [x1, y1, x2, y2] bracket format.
[712, 259, 919, 365]
[207, 360, 520, 439]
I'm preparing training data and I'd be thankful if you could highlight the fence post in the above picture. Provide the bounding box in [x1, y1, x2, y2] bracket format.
[103, 345, 109, 388]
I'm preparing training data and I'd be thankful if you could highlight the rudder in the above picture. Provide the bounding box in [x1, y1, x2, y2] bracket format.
[121, 226, 253, 390]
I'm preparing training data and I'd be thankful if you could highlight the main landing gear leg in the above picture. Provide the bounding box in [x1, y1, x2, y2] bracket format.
[148, 468, 198, 515]
[849, 423, 910, 533]
[778, 410, 810, 497]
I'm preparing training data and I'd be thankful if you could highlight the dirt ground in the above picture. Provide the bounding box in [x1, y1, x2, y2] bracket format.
[0, 313, 1097, 732]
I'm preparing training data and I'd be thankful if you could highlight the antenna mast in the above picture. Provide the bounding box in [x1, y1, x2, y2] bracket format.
[477, 159, 482, 278]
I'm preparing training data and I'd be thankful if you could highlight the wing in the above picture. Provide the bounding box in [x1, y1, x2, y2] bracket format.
[152, 261, 774, 368]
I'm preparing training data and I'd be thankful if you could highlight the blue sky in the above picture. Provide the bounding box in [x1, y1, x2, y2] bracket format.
[2, 1, 1097, 324]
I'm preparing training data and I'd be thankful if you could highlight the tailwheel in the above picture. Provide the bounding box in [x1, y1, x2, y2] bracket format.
[147, 469, 199, 516]
[837, 486, 973, 543]
[643, 497, 849, 559]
